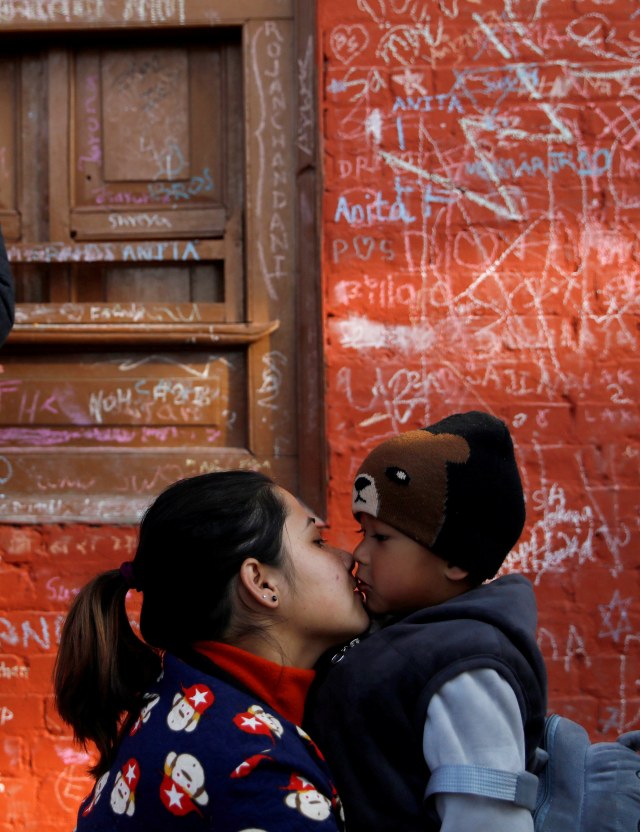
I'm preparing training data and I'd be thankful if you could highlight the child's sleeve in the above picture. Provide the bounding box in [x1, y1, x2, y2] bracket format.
[422, 668, 534, 832]
[0, 229, 15, 347]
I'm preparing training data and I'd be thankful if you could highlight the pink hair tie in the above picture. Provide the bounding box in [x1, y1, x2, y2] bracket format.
[119, 561, 140, 591]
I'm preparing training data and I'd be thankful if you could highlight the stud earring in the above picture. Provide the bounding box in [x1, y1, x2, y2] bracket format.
[271, 595, 278, 602]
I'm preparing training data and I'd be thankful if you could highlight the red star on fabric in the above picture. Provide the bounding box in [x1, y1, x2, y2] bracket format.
[189, 687, 211, 708]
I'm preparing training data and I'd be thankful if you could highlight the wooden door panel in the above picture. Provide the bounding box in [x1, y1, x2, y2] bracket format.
[103, 263, 224, 304]
[71, 207, 226, 241]
[0, 211, 21, 241]
[0, 57, 20, 239]
[72, 44, 226, 240]
[101, 49, 191, 182]
[0, 349, 247, 438]
[0, 12, 321, 523]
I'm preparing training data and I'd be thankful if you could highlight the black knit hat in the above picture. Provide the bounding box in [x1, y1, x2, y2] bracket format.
[352, 411, 525, 581]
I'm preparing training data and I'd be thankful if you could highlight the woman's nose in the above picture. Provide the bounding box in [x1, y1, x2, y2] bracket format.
[336, 546, 355, 571]
[331, 546, 355, 572]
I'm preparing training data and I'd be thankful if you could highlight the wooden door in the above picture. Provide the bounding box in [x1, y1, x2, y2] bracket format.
[0, 6, 323, 521]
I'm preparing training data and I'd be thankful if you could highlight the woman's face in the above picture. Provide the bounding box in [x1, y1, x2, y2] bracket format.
[276, 488, 369, 662]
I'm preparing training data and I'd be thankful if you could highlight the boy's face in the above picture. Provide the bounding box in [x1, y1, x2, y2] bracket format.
[354, 513, 466, 616]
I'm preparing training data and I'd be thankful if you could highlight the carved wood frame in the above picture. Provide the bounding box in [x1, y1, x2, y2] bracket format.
[0, 0, 326, 520]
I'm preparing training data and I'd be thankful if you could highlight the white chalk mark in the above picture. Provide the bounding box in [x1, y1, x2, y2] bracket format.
[459, 115, 524, 219]
[250, 27, 266, 212]
[577, 452, 627, 577]
[437, 361, 496, 413]
[365, 108, 383, 144]
[116, 355, 233, 380]
[472, 13, 573, 143]
[455, 217, 545, 300]
[380, 150, 523, 221]
[332, 315, 436, 352]
[564, 625, 592, 673]
[599, 591, 634, 643]
[570, 64, 640, 81]
[359, 412, 391, 428]
[537, 628, 559, 662]
[503, 0, 545, 56]
[472, 12, 512, 59]
[619, 105, 640, 151]
[505, 448, 598, 585]
[536, 625, 592, 674]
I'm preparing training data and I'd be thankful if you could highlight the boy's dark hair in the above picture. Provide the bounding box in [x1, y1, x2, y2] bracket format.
[352, 411, 525, 582]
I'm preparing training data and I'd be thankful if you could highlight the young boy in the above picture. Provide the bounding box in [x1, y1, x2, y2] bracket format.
[306, 411, 547, 832]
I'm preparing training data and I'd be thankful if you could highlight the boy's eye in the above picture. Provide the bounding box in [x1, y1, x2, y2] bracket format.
[373, 533, 389, 542]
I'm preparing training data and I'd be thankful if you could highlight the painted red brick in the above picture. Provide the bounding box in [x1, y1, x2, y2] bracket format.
[1, 3, 640, 830]
[319, 0, 640, 757]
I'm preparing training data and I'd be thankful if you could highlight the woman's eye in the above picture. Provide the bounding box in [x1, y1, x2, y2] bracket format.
[373, 534, 388, 542]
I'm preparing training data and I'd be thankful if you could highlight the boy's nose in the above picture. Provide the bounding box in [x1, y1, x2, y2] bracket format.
[353, 539, 367, 564]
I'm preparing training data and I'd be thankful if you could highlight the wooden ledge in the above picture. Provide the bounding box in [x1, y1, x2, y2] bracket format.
[6, 320, 279, 348]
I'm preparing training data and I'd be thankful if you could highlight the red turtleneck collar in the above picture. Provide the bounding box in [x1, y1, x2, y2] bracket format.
[192, 641, 316, 726]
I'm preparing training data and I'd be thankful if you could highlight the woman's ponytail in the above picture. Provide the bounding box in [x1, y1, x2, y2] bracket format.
[53, 569, 161, 775]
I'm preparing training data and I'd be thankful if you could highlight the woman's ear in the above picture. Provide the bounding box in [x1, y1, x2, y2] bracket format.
[444, 564, 469, 583]
[238, 558, 280, 608]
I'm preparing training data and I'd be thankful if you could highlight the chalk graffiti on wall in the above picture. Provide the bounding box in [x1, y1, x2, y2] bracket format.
[324, 11, 640, 430]
[322, 0, 640, 738]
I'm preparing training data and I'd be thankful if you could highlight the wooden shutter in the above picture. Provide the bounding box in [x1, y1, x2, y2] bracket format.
[0, 6, 322, 522]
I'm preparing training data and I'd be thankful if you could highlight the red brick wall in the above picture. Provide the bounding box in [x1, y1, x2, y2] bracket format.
[0, 526, 138, 830]
[320, 0, 640, 747]
[1, 1, 640, 828]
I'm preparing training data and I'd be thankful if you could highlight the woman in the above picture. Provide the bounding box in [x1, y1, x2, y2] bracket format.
[54, 470, 369, 831]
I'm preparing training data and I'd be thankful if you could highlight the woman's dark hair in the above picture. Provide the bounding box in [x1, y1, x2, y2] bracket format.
[54, 470, 287, 775]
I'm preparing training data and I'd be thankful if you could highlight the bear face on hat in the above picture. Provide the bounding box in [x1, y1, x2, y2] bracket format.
[352, 411, 525, 581]
[353, 430, 470, 550]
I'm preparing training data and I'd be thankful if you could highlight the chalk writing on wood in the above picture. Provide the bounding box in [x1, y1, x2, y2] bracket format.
[7, 240, 216, 264]
[251, 21, 293, 300]
[0, 0, 186, 24]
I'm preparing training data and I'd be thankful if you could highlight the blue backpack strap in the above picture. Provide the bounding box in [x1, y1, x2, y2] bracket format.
[535, 714, 640, 832]
[425, 764, 539, 810]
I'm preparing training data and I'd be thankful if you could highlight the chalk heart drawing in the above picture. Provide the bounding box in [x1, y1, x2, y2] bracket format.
[330, 25, 370, 65]
[354, 236, 376, 259]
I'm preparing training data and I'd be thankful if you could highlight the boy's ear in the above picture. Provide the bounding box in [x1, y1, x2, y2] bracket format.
[444, 564, 469, 582]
